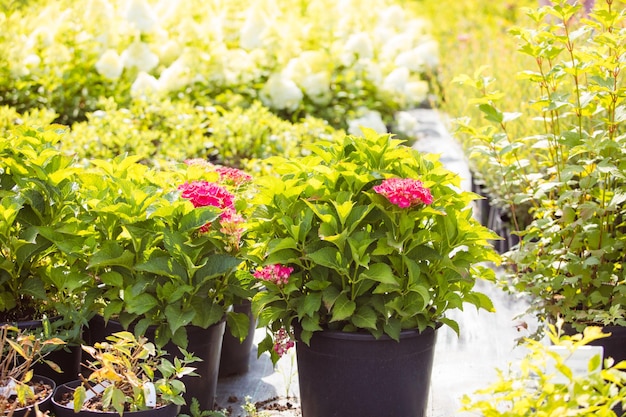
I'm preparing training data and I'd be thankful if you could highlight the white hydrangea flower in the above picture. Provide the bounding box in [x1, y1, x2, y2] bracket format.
[352, 59, 382, 84]
[121, 41, 159, 72]
[24, 53, 41, 67]
[95, 49, 124, 80]
[261, 73, 303, 112]
[347, 110, 387, 136]
[130, 72, 160, 98]
[380, 33, 414, 62]
[240, 7, 267, 50]
[405, 81, 429, 106]
[412, 40, 439, 69]
[394, 111, 418, 137]
[223, 49, 260, 85]
[382, 67, 410, 94]
[378, 5, 406, 30]
[158, 40, 181, 67]
[158, 58, 190, 93]
[301, 72, 331, 105]
[125, 0, 159, 33]
[86, 0, 114, 25]
[343, 32, 374, 63]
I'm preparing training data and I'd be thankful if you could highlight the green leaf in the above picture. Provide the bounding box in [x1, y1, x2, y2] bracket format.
[331, 199, 355, 227]
[179, 206, 220, 233]
[478, 103, 504, 123]
[165, 303, 196, 334]
[195, 253, 242, 280]
[360, 263, 397, 285]
[100, 271, 124, 287]
[125, 293, 159, 315]
[73, 385, 86, 412]
[190, 300, 224, 328]
[226, 311, 250, 341]
[307, 246, 343, 270]
[300, 292, 322, 317]
[88, 241, 134, 270]
[351, 305, 377, 330]
[20, 276, 46, 300]
[330, 293, 356, 322]
[439, 317, 459, 336]
[383, 317, 402, 341]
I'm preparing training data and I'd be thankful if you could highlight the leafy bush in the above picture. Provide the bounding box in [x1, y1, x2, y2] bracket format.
[462, 325, 626, 415]
[456, 0, 626, 331]
[0, 125, 94, 341]
[250, 130, 499, 362]
[63, 98, 341, 169]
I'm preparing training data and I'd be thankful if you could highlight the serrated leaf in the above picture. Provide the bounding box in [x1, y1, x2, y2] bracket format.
[226, 311, 250, 341]
[360, 263, 397, 285]
[165, 303, 195, 334]
[351, 306, 377, 330]
[330, 293, 356, 322]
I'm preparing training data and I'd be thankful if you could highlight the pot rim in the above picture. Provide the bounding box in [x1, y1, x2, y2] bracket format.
[295, 322, 442, 341]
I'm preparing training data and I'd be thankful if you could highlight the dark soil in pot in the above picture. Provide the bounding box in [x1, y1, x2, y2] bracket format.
[1, 375, 55, 417]
[52, 380, 180, 417]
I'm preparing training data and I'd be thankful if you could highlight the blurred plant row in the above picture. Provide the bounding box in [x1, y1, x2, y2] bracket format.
[0, 0, 437, 133]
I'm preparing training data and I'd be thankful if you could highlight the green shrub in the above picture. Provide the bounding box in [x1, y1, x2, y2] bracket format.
[456, 0, 626, 332]
[63, 98, 342, 169]
[462, 325, 626, 415]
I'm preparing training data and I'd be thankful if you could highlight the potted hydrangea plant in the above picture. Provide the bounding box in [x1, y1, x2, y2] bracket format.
[80, 156, 255, 413]
[0, 125, 95, 384]
[249, 129, 500, 417]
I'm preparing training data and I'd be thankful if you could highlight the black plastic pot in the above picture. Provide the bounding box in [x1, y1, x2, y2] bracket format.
[4, 375, 55, 417]
[86, 315, 225, 414]
[14, 317, 82, 385]
[294, 324, 440, 417]
[52, 380, 180, 417]
[219, 300, 256, 377]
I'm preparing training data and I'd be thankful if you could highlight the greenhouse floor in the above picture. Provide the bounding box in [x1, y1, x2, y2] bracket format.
[215, 109, 537, 416]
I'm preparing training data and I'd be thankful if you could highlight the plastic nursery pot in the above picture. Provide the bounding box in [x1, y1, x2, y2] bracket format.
[86, 315, 226, 414]
[52, 380, 180, 417]
[3, 375, 56, 417]
[219, 299, 256, 377]
[294, 323, 441, 417]
[14, 317, 82, 385]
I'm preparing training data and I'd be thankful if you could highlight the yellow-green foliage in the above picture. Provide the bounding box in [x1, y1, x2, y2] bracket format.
[418, 0, 538, 162]
[462, 325, 626, 415]
[0, 105, 57, 136]
[64, 98, 342, 169]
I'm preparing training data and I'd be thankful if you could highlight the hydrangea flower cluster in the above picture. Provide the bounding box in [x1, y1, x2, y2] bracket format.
[273, 327, 295, 357]
[219, 210, 246, 252]
[373, 177, 433, 208]
[178, 181, 235, 210]
[253, 264, 294, 286]
[183, 158, 214, 169]
[216, 167, 253, 186]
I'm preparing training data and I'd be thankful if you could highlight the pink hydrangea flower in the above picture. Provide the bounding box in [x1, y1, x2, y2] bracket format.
[219, 209, 245, 251]
[373, 178, 433, 208]
[253, 264, 294, 286]
[216, 167, 252, 186]
[178, 181, 235, 210]
[184, 158, 215, 169]
[273, 327, 295, 357]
